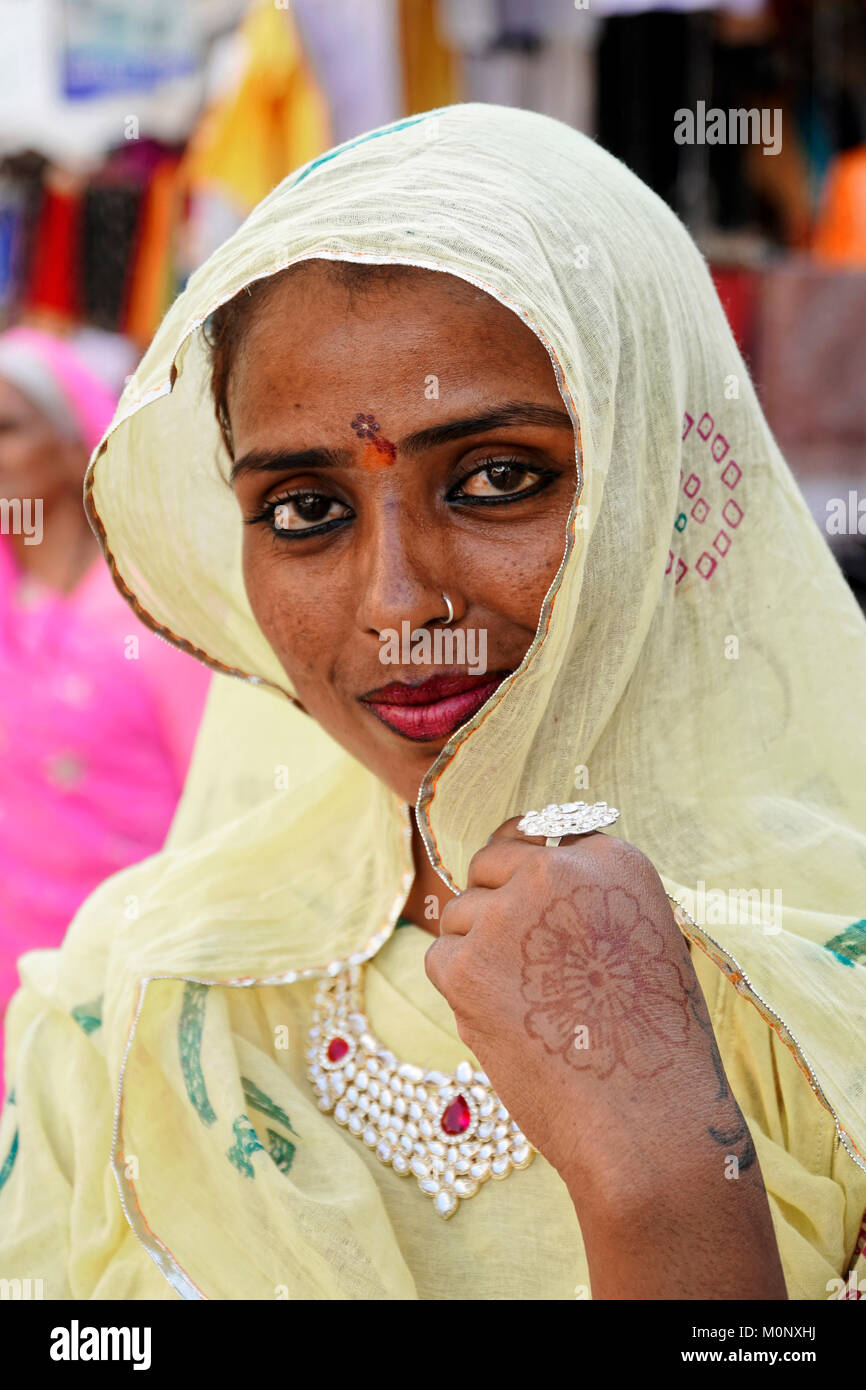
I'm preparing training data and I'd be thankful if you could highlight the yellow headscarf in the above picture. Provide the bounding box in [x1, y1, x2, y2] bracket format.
[3, 104, 866, 1299]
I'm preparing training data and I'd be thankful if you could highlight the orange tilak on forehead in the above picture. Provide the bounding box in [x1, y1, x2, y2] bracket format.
[350, 412, 397, 468]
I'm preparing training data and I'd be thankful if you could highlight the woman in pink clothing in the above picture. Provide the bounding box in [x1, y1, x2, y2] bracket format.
[0, 328, 211, 1095]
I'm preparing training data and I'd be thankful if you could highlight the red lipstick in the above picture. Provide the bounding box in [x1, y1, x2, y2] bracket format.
[360, 671, 510, 742]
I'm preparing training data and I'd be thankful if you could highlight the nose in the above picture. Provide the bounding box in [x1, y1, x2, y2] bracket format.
[355, 499, 463, 637]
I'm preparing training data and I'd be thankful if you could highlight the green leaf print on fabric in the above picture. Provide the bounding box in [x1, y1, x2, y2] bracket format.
[825, 920, 866, 967]
[176, 990, 302, 1179]
[235, 1080, 300, 1177]
[0, 1130, 19, 1193]
[70, 996, 103, 1035]
[179, 980, 217, 1126]
[226, 1114, 265, 1179]
[266, 1129, 296, 1174]
[242, 1076, 299, 1136]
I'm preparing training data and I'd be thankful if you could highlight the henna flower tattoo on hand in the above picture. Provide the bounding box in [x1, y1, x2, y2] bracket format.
[520, 886, 690, 1079]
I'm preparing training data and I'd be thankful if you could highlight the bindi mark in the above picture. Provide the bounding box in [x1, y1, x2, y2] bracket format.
[350, 412, 397, 467]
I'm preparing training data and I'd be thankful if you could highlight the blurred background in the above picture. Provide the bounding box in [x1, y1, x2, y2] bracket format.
[0, 0, 865, 1091]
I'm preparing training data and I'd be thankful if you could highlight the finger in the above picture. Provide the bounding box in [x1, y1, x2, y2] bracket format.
[424, 932, 463, 1002]
[484, 815, 532, 846]
[468, 830, 612, 891]
[466, 838, 534, 890]
[438, 886, 493, 937]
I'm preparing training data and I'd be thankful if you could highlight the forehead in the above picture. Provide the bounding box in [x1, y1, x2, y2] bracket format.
[227, 262, 556, 440]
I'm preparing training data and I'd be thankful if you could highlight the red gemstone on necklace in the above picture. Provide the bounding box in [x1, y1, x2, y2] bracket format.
[327, 1036, 350, 1063]
[441, 1094, 472, 1135]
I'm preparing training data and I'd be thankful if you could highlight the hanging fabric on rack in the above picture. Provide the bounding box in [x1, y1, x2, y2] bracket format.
[180, 1, 331, 218]
[24, 174, 83, 324]
[399, 0, 461, 115]
[79, 177, 144, 332]
[292, 0, 403, 145]
[813, 147, 866, 268]
[0, 154, 47, 324]
[0, 188, 26, 320]
[438, 0, 599, 134]
[125, 155, 183, 348]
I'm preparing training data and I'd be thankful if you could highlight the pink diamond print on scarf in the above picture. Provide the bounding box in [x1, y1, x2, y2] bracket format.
[711, 434, 729, 462]
[714, 530, 731, 556]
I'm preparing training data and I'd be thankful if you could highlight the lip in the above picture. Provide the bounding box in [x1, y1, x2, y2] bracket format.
[360, 670, 510, 742]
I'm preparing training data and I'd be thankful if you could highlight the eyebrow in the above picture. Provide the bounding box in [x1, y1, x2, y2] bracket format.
[229, 401, 574, 484]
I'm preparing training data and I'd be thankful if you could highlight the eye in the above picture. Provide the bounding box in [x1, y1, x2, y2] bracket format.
[246, 489, 353, 538]
[450, 457, 556, 505]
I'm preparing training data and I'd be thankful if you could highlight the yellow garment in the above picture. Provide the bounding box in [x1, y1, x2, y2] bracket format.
[180, 2, 331, 214]
[2, 892, 866, 1298]
[124, 157, 181, 348]
[2, 103, 866, 1299]
[398, 0, 461, 116]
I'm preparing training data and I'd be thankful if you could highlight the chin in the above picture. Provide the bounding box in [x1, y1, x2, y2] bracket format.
[374, 742, 446, 807]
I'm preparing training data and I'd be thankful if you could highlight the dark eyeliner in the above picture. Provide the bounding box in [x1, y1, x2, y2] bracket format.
[245, 491, 353, 539]
[446, 457, 558, 507]
[246, 455, 557, 539]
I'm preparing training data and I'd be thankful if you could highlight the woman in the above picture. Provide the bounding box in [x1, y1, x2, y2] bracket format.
[0, 328, 211, 1099]
[1, 104, 866, 1300]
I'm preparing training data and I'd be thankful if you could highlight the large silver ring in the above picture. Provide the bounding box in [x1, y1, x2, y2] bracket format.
[441, 592, 454, 625]
[517, 800, 620, 847]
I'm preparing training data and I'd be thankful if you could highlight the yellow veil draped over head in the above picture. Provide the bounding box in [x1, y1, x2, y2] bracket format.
[3, 104, 866, 1300]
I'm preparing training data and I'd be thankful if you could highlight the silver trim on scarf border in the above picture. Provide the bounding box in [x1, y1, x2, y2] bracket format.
[666, 892, 866, 1179]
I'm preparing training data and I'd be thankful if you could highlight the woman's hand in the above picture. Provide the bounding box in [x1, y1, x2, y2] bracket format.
[425, 819, 731, 1187]
[424, 819, 788, 1299]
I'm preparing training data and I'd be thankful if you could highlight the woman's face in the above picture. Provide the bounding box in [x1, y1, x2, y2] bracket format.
[228, 262, 577, 805]
[0, 374, 86, 503]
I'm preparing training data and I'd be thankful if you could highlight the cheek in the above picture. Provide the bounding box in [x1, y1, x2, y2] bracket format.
[241, 541, 351, 684]
[512, 499, 575, 607]
[457, 521, 568, 625]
